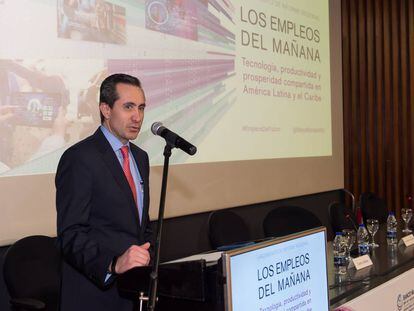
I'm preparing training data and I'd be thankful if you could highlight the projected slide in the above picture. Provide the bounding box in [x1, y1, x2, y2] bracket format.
[0, 0, 331, 176]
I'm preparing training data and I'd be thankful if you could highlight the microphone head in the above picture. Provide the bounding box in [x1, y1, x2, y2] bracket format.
[188, 146, 197, 156]
[151, 121, 163, 135]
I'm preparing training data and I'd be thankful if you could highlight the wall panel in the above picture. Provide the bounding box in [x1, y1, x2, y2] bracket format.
[342, 0, 414, 217]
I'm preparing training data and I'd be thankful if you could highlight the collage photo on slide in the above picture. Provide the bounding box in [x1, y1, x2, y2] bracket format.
[0, 0, 237, 176]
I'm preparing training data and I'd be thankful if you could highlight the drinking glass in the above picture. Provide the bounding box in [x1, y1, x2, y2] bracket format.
[401, 208, 413, 233]
[366, 219, 379, 248]
[342, 229, 356, 261]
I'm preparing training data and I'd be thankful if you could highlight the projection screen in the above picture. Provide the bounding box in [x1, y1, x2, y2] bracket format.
[0, 0, 343, 245]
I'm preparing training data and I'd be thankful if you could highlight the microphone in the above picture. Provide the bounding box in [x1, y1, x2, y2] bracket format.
[151, 122, 197, 156]
[345, 213, 358, 232]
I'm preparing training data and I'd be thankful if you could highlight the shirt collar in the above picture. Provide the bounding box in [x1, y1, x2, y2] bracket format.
[100, 125, 129, 152]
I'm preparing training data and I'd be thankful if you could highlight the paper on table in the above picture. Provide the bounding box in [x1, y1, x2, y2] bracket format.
[164, 251, 223, 264]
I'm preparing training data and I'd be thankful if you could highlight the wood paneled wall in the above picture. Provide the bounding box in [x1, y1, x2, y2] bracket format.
[342, 0, 414, 217]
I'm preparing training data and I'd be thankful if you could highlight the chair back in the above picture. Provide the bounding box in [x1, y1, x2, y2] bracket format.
[3, 235, 61, 311]
[360, 192, 388, 224]
[329, 201, 358, 233]
[263, 206, 322, 238]
[208, 210, 251, 249]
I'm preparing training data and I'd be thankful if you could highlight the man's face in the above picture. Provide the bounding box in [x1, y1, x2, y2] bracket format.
[100, 83, 146, 144]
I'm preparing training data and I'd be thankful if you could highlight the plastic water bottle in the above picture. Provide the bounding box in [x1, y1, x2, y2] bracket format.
[357, 224, 370, 255]
[388, 244, 398, 266]
[333, 232, 347, 274]
[387, 212, 398, 245]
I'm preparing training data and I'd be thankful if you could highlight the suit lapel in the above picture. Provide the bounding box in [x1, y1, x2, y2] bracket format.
[92, 129, 141, 226]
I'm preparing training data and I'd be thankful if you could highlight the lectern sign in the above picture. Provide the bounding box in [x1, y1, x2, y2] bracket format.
[222, 227, 329, 311]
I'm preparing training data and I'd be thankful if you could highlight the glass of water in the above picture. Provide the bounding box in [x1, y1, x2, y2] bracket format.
[366, 219, 379, 248]
[342, 229, 356, 261]
[401, 208, 413, 233]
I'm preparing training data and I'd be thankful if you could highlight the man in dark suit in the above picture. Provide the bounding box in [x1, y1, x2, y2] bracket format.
[56, 73, 152, 310]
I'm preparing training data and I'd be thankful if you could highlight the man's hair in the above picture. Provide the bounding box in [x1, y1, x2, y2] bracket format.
[99, 73, 142, 123]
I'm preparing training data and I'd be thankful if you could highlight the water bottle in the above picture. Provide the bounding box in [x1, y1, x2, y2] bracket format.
[357, 224, 370, 255]
[388, 244, 398, 266]
[387, 212, 398, 245]
[333, 232, 347, 274]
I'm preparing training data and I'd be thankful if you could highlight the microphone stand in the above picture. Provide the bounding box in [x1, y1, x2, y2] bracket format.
[342, 188, 358, 230]
[147, 143, 172, 311]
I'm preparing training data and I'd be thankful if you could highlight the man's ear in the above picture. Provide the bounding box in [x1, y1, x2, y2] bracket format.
[99, 102, 110, 120]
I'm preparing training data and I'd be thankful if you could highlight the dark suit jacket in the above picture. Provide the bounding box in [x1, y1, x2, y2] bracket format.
[56, 128, 152, 311]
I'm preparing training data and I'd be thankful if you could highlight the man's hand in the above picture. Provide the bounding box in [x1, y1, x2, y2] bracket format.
[114, 242, 151, 274]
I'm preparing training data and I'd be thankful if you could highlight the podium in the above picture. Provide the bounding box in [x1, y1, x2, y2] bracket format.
[117, 258, 224, 311]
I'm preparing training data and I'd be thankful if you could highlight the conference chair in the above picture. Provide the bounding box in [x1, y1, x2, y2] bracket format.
[359, 192, 388, 224]
[208, 210, 252, 249]
[263, 206, 322, 238]
[3, 235, 61, 311]
[329, 201, 358, 233]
